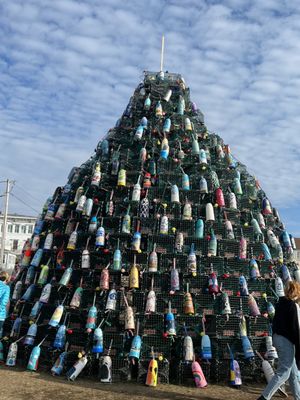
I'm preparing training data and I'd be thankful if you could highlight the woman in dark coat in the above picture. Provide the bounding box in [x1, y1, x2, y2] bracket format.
[257, 280, 300, 400]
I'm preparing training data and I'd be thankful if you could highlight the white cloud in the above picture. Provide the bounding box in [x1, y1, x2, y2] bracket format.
[0, 0, 300, 235]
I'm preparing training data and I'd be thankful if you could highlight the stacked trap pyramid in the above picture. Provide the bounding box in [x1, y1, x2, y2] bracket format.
[3, 70, 299, 386]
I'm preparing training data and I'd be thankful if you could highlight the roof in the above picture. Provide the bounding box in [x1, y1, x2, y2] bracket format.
[0, 213, 36, 219]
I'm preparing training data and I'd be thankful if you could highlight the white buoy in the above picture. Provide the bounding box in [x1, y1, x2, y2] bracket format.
[205, 203, 215, 222]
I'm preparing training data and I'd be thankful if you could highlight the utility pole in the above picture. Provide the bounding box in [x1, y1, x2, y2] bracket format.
[0, 179, 11, 270]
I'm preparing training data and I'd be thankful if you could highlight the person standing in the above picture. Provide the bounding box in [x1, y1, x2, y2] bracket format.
[257, 280, 300, 400]
[0, 271, 10, 338]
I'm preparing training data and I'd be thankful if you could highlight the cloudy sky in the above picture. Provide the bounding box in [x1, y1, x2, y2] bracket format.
[0, 0, 300, 236]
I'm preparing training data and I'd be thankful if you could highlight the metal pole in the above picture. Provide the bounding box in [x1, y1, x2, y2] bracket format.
[160, 35, 165, 72]
[0, 179, 10, 270]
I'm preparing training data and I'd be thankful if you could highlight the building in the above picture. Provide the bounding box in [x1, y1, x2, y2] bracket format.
[0, 213, 36, 271]
[0, 213, 36, 255]
[294, 238, 300, 266]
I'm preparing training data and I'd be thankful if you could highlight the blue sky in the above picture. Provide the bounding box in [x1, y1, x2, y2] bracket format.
[0, 0, 300, 236]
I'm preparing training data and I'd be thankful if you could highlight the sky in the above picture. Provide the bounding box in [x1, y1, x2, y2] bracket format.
[0, 0, 300, 236]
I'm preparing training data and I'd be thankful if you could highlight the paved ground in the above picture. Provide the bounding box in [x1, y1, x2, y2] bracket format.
[0, 367, 293, 400]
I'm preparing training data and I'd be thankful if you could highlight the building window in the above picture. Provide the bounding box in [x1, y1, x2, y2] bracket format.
[21, 225, 27, 234]
[15, 224, 20, 233]
[28, 225, 33, 234]
[12, 239, 18, 250]
[7, 225, 13, 233]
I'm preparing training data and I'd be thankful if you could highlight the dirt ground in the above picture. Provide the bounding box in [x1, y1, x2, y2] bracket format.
[0, 367, 293, 400]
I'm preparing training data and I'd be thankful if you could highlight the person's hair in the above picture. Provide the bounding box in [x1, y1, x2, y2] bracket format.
[0, 271, 10, 282]
[285, 280, 300, 302]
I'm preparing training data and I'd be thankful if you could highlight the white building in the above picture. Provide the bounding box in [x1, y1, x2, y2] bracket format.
[0, 213, 36, 254]
[294, 238, 300, 266]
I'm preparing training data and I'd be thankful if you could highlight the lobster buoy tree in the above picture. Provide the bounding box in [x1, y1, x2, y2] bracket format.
[3, 67, 297, 388]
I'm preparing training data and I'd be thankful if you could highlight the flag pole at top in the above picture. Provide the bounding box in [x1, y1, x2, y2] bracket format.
[160, 35, 165, 72]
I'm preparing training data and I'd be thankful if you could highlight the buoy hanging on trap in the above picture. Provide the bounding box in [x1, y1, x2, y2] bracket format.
[200, 315, 212, 360]
[90, 161, 101, 187]
[145, 277, 156, 314]
[58, 260, 74, 287]
[105, 285, 117, 312]
[81, 237, 91, 269]
[66, 353, 89, 381]
[170, 258, 180, 294]
[92, 320, 104, 355]
[239, 313, 254, 360]
[164, 301, 176, 337]
[146, 347, 158, 387]
[195, 218, 204, 239]
[67, 223, 79, 250]
[192, 359, 208, 388]
[99, 339, 113, 383]
[95, 219, 105, 248]
[129, 320, 142, 362]
[248, 293, 261, 317]
[113, 239, 122, 271]
[239, 275, 249, 296]
[148, 243, 158, 273]
[51, 345, 68, 376]
[49, 295, 67, 328]
[228, 344, 242, 387]
[183, 324, 194, 362]
[123, 292, 135, 331]
[27, 335, 48, 371]
[187, 243, 197, 275]
[205, 203, 215, 222]
[239, 229, 247, 259]
[86, 293, 97, 333]
[183, 283, 195, 315]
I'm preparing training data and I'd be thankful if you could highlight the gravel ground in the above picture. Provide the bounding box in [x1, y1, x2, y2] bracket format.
[0, 367, 293, 400]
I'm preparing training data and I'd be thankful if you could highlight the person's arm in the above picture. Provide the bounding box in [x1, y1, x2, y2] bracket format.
[6, 299, 10, 315]
[2, 286, 10, 317]
[291, 302, 300, 366]
[295, 304, 300, 369]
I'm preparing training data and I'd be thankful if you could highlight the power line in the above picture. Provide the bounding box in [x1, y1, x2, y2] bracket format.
[13, 182, 42, 205]
[10, 193, 40, 215]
